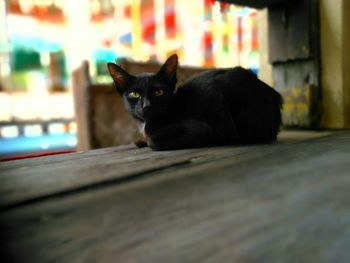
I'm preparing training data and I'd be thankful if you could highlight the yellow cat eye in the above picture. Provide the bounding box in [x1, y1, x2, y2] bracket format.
[155, 89, 164, 96]
[129, 91, 141, 99]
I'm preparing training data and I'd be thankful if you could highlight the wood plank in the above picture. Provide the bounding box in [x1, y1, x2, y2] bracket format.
[0, 131, 331, 210]
[1, 131, 350, 262]
[0, 146, 194, 209]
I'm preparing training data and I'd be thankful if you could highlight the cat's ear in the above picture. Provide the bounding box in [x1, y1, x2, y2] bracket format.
[157, 54, 178, 84]
[107, 63, 132, 94]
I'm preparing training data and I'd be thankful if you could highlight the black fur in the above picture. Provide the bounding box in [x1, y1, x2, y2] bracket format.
[107, 54, 282, 150]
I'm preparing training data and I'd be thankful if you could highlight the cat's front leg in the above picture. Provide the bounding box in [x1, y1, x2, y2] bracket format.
[146, 120, 215, 150]
[132, 122, 148, 148]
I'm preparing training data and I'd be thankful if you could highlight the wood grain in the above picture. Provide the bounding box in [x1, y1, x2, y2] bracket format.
[0, 131, 330, 209]
[1, 131, 349, 263]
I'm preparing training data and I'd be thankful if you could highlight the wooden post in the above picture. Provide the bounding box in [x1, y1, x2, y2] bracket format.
[72, 61, 92, 151]
[257, 9, 273, 86]
[320, 0, 350, 128]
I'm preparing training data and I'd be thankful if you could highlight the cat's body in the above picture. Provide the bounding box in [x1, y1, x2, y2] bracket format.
[108, 55, 282, 150]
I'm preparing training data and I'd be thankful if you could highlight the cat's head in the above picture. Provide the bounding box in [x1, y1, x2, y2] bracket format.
[107, 54, 178, 122]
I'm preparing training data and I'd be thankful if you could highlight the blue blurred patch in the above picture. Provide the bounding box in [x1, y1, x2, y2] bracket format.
[0, 134, 77, 157]
[11, 35, 62, 52]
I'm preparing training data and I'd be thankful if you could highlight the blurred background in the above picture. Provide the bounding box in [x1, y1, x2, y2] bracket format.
[0, 0, 260, 159]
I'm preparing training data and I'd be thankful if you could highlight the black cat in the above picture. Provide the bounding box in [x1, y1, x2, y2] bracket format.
[107, 54, 282, 150]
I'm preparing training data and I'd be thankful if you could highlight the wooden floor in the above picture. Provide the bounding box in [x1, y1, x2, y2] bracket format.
[1, 130, 350, 263]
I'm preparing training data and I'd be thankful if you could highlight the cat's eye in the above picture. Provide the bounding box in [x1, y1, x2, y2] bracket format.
[128, 91, 141, 99]
[155, 89, 164, 97]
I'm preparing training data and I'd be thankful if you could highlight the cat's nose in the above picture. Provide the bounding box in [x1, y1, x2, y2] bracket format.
[142, 99, 150, 108]
[142, 106, 151, 115]
[142, 99, 151, 115]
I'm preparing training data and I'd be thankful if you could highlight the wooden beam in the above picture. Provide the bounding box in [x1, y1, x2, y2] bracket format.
[344, 0, 350, 127]
[320, 0, 350, 128]
[72, 61, 92, 151]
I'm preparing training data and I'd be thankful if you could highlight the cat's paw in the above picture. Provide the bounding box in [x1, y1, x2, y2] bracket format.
[134, 139, 148, 148]
[147, 138, 160, 151]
